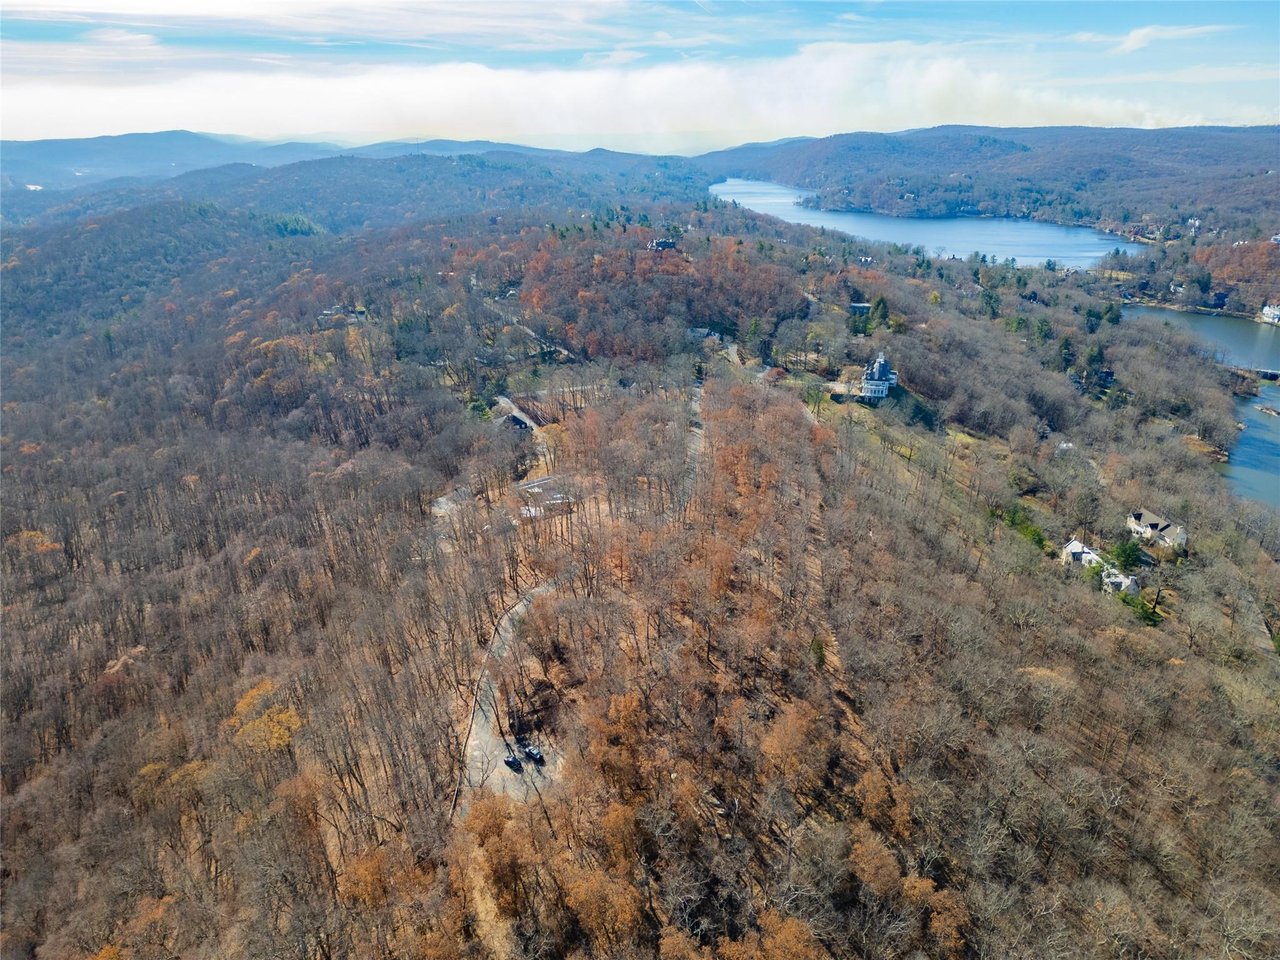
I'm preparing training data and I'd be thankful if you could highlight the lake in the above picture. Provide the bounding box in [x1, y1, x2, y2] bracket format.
[716, 178, 1276, 508]
[710, 178, 1145, 268]
[1124, 304, 1280, 509]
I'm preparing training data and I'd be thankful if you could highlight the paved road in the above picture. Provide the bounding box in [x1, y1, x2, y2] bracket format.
[485, 298, 572, 359]
[455, 584, 557, 812]
[678, 384, 704, 512]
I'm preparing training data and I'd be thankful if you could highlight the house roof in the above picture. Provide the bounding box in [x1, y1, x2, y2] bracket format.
[1129, 509, 1177, 533]
[1062, 539, 1104, 565]
[494, 413, 531, 431]
[864, 352, 894, 382]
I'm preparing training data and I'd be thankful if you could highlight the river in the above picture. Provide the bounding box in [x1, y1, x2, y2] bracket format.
[714, 179, 1277, 508]
[709, 178, 1144, 268]
[1123, 304, 1280, 509]
[1121, 304, 1280, 373]
[1227, 382, 1280, 508]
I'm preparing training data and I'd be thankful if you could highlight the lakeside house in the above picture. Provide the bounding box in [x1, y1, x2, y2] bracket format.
[859, 352, 898, 399]
[1126, 510, 1187, 551]
[1061, 538, 1140, 595]
[1260, 304, 1280, 325]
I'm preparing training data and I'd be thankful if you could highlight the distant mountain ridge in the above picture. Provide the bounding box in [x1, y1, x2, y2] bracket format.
[1, 131, 328, 190]
[694, 125, 1276, 183]
[4, 125, 1276, 240]
[1, 149, 713, 234]
[0, 130, 550, 192]
[9, 124, 1277, 195]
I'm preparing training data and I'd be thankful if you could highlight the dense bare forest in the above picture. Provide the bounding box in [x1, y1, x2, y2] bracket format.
[3, 140, 1278, 960]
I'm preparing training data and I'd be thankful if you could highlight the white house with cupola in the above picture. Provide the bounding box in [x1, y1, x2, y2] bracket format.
[859, 352, 898, 399]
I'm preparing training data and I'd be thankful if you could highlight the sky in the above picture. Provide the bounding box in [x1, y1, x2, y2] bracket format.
[2, 1, 1277, 154]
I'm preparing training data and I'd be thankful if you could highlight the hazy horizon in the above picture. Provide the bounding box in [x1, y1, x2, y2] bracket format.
[7, 120, 1279, 159]
[3, 1, 1277, 155]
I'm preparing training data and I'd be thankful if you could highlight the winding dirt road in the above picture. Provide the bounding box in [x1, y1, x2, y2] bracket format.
[452, 379, 707, 817]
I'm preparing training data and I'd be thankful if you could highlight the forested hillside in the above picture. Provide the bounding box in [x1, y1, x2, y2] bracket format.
[699, 126, 1280, 314]
[0, 128, 583, 193]
[697, 126, 1277, 233]
[3, 140, 1278, 960]
[2, 148, 710, 232]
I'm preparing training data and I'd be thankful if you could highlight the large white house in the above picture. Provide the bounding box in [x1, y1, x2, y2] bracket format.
[1061, 538, 1140, 595]
[1126, 510, 1187, 551]
[859, 352, 898, 399]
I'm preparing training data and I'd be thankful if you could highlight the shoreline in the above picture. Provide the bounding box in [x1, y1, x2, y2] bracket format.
[1122, 297, 1259, 323]
[799, 196, 1133, 236]
[785, 193, 1275, 325]
[792, 190, 1142, 245]
[1225, 380, 1280, 510]
[718, 180, 1275, 327]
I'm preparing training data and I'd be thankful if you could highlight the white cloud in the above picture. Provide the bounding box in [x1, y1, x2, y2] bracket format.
[581, 49, 645, 67]
[3, 1, 642, 49]
[1114, 24, 1233, 54]
[1071, 24, 1233, 54]
[6, 39, 1259, 153]
[2, 29, 176, 76]
[83, 28, 157, 45]
[1060, 63, 1280, 88]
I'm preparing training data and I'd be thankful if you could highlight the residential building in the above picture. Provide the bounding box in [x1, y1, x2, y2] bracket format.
[1100, 568, 1140, 596]
[1061, 538, 1102, 567]
[1126, 510, 1187, 551]
[494, 413, 531, 433]
[859, 352, 898, 399]
[1061, 538, 1139, 595]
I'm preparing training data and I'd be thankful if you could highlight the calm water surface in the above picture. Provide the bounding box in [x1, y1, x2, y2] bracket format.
[1123, 304, 1280, 372]
[711, 178, 1145, 268]
[1228, 382, 1280, 508]
[1124, 304, 1280, 508]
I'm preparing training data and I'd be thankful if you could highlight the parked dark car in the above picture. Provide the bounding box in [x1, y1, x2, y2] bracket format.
[503, 754, 523, 773]
[521, 743, 544, 764]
